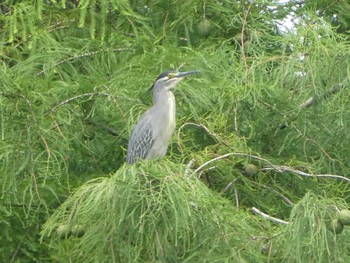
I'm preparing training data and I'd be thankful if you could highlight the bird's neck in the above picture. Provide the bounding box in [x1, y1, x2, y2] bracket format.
[153, 89, 175, 107]
[153, 90, 176, 118]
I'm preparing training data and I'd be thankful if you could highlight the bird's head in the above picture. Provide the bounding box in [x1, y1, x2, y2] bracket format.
[150, 70, 201, 92]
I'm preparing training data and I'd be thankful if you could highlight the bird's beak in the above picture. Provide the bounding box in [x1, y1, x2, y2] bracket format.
[146, 70, 201, 93]
[174, 70, 201, 78]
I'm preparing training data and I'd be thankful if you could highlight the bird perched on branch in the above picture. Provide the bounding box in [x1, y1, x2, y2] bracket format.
[126, 70, 200, 164]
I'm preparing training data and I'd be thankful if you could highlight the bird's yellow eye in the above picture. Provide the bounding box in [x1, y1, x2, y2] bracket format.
[167, 73, 176, 79]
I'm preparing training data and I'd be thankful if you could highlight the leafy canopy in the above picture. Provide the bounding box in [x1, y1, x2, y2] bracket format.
[1, 0, 350, 262]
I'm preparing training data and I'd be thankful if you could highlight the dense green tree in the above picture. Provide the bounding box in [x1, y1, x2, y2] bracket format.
[1, 0, 350, 262]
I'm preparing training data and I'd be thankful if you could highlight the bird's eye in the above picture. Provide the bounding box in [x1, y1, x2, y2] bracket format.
[167, 73, 176, 79]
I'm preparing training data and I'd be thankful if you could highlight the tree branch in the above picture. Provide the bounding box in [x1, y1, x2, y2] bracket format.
[192, 152, 350, 185]
[37, 48, 135, 76]
[50, 92, 109, 112]
[299, 82, 345, 109]
[241, 2, 253, 71]
[262, 165, 350, 184]
[252, 207, 289, 225]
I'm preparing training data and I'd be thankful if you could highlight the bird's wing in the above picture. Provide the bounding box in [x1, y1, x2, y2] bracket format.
[126, 113, 154, 164]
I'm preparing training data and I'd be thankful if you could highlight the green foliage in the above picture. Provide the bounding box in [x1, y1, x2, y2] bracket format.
[42, 161, 269, 262]
[303, 0, 350, 34]
[1, 0, 350, 262]
[276, 192, 350, 263]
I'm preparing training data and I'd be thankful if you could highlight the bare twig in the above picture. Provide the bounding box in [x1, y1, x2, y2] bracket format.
[234, 186, 239, 209]
[197, 166, 216, 179]
[19, 94, 52, 160]
[37, 48, 135, 76]
[12, 19, 76, 47]
[252, 207, 289, 225]
[31, 172, 45, 206]
[177, 122, 219, 152]
[192, 152, 276, 177]
[241, 2, 253, 71]
[47, 19, 76, 33]
[192, 153, 233, 176]
[303, 136, 335, 161]
[110, 239, 116, 263]
[280, 81, 347, 130]
[184, 159, 195, 176]
[177, 122, 217, 141]
[233, 107, 239, 135]
[177, 63, 186, 71]
[262, 165, 350, 184]
[223, 178, 239, 193]
[299, 82, 345, 109]
[192, 152, 349, 186]
[10, 240, 22, 263]
[50, 113, 66, 139]
[283, 122, 334, 161]
[85, 119, 119, 137]
[250, 181, 294, 206]
[51, 92, 109, 112]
